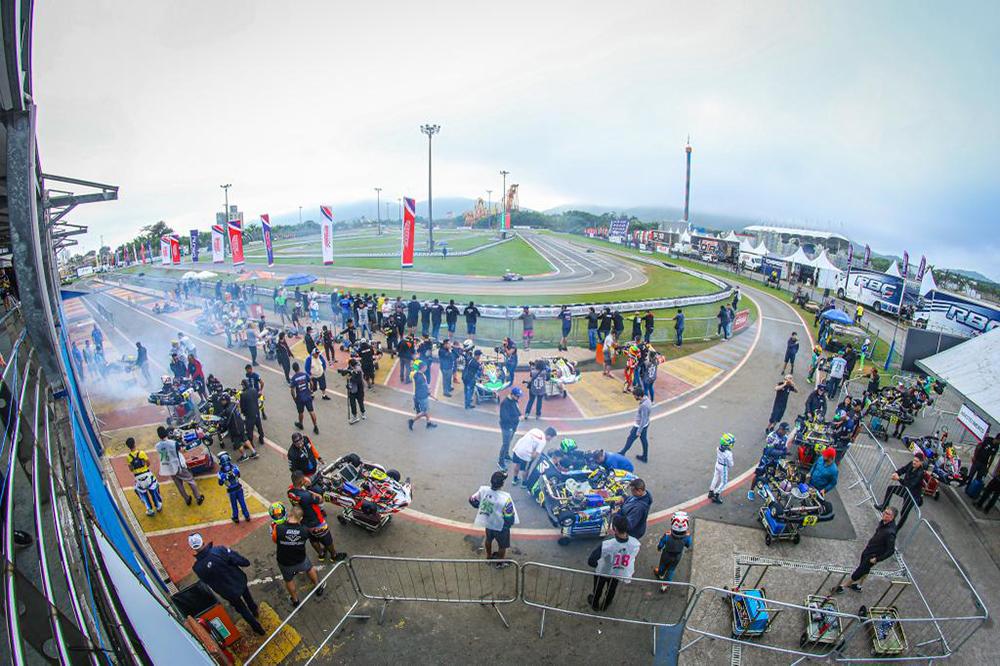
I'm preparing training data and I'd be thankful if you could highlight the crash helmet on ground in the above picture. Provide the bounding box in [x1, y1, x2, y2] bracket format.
[671, 511, 690, 535]
[268, 502, 287, 524]
[559, 438, 578, 454]
[719, 433, 736, 450]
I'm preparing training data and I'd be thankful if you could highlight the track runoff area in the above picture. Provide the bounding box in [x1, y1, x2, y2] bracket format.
[83, 230, 813, 654]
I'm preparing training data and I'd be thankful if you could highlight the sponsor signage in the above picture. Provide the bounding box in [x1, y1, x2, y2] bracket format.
[261, 214, 274, 266]
[733, 309, 751, 332]
[402, 197, 416, 267]
[958, 404, 989, 442]
[211, 225, 225, 263]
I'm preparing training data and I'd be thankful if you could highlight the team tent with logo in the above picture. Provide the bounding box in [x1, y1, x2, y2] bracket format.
[917, 327, 1000, 429]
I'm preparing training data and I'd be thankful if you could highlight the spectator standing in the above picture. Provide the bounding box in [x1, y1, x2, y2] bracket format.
[498, 388, 522, 470]
[303, 326, 316, 356]
[276, 332, 293, 384]
[826, 352, 847, 396]
[420, 300, 431, 337]
[587, 515, 639, 611]
[717, 305, 729, 337]
[602, 331, 617, 377]
[462, 349, 482, 409]
[974, 456, 1000, 514]
[408, 360, 438, 430]
[71, 342, 86, 379]
[557, 306, 572, 351]
[464, 301, 481, 340]
[397, 335, 415, 384]
[834, 507, 897, 594]
[618, 388, 651, 462]
[612, 310, 625, 340]
[642, 349, 659, 403]
[586, 307, 599, 351]
[969, 435, 998, 484]
[501, 337, 518, 387]
[91, 325, 104, 353]
[445, 299, 460, 340]
[155, 426, 204, 506]
[321, 325, 336, 364]
[469, 471, 518, 564]
[725, 305, 736, 338]
[630, 312, 642, 342]
[357, 339, 376, 390]
[643, 309, 655, 343]
[524, 360, 547, 420]
[220, 394, 259, 461]
[781, 332, 800, 375]
[597, 307, 612, 342]
[438, 339, 456, 397]
[345, 358, 366, 423]
[673, 309, 685, 346]
[617, 478, 652, 538]
[875, 452, 925, 528]
[189, 534, 266, 635]
[290, 362, 320, 434]
[406, 295, 420, 335]
[239, 378, 265, 446]
[135, 342, 151, 384]
[430, 299, 443, 340]
[270, 504, 324, 607]
[305, 348, 331, 400]
[766, 375, 797, 433]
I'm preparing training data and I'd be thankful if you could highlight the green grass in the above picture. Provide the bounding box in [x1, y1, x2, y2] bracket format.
[246, 230, 493, 256]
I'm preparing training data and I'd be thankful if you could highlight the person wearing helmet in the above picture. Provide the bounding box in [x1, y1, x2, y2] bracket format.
[594, 449, 634, 474]
[559, 438, 578, 455]
[408, 359, 438, 431]
[271, 503, 323, 607]
[126, 437, 162, 517]
[654, 511, 692, 591]
[748, 423, 790, 500]
[807, 345, 824, 384]
[806, 447, 840, 497]
[469, 471, 518, 565]
[709, 433, 736, 504]
[217, 451, 251, 523]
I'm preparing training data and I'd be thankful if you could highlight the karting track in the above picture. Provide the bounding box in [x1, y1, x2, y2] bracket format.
[158, 231, 651, 295]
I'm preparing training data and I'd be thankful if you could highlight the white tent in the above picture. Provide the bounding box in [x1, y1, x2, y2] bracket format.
[885, 261, 902, 277]
[679, 230, 692, 244]
[739, 238, 764, 255]
[919, 268, 938, 297]
[916, 327, 1000, 424]
[812, 251, 843, 289]
[721, 230, 739, 242]
[786, 247, 813, 268]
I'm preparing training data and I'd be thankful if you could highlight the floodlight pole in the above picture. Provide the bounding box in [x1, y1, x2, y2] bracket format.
[500, 170, 510, 232]
[375, 187, 382, 235]
[486, 189, 493, 228]
[420, 124, 440, 251]
[221, 183, 232, 255]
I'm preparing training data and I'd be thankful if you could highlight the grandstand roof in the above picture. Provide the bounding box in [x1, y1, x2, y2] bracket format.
[743, 225, 850, 242]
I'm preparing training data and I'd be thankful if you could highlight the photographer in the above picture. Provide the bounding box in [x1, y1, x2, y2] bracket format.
[356, 339, 377, 390]
[766, 375, 797, 433]
[500, 337, 518, 387]
[339, 358, 366, 424]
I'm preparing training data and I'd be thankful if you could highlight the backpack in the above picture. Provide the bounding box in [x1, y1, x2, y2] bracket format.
[127, 452, 147, 474]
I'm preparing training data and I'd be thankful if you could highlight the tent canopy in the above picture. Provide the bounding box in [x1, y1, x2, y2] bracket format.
[885, 261, 901, 277]
[916, 327, 1000, 424]
[786, 247, 813, 267]
[919, 268, 938, 296]
[812, 251, 841, 272]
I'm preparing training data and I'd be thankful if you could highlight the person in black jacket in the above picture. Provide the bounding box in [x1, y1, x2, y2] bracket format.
[287, 432, 323, 476]
[463, 349, 482, 409]
[356, 339, 376, 390]
[406, 296, 420, 335]
[835, 507, 898, 593]
[134, 342, 151, 385]
[969, 435, 997, 484]
[802, 384, 828, 421]
[586, 307, 599, 350]
[598, 307, 612, 339]
[169, 353, 187, 381]
[420, 301, 431, 337]
[220, 394, 259, 462]
[276, 332, 293, 384]
[498, 388, 522, 470]
[617, 478, 652, 539]
[876, 452, 925, 528]
[612, 311, 625, 339]
[397, 335, 415, 384]
[463, 301, 481, 340]
[438, 339, 457, 397]
[345, 358, 366, 424]
[189, 533, 265, 635]
[445, 299, 460, 341]
[239, 379, 265, 446]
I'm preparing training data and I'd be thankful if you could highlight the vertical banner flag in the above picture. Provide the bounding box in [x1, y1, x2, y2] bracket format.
[917, 255, 927, 282]
[211, 225, 225, 263]
[228, 219, 244, 266]
[864, 244, 871, 267]
[190, 230, 199, 262]
[320, 206, 334, 265]
[902, 250, 909, 279]
[402, 197, 416, 268]
[161, 237, 171, 265]
[847, 243, 854, 267]
[504, 210, 511, 230]
[169, 234, 181, 264]
[261, 214, 274, 267]
[140, 241, 147, 266]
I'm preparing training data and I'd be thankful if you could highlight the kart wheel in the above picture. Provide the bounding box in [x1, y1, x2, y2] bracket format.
[558, 515, 575, 527]
[345, 453, 362, 466]
[337, 515, 347, 525]
[799, 632, 808, 647]
[387, 469, 401, 482]
[934, 491, 940, 501]
[765, 534, 772, 546]
[557, 536, 571, 546]
[793, 533, 801, 544]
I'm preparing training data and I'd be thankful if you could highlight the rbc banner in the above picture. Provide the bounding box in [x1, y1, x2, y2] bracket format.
[402, 197, 416, 268]
[261, 214, 274, 267]
[169, 234, 181, 264]
[228, 220, 244, 266]
[190, 230, 199, 262]
[320, 208, 334, 265]
[211, 225, 225, 263]
[160, 237, 171, 265]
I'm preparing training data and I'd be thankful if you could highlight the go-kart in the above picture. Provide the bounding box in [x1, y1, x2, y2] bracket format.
[755, 472, 835, 546]
[542, 357, 580, 398]
[182, 440, 215, 475]
[168, 416, 223, 450]
[152, 302, 180, 314]
[502, 271, 523, 282]
[475, 361, 509, 404]
[310, 453, 412, 533]
[793, 419, 834, 471]
[196, 315, 223, 336]
[101, 354, 141, 383]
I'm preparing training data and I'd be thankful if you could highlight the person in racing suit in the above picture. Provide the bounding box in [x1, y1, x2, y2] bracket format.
[469, 471, 518, 563]
[287, 471, 346, 563]
[747, 423, 789, 500]
[802, 385, 829, 422]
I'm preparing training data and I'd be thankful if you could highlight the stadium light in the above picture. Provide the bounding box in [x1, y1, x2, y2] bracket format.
[500, 170, 510, 232]
[420, 124, 440, 251]
[486, 189, 493, 227]
[220, 183, 232, 225]
[375, 187, 382, 235]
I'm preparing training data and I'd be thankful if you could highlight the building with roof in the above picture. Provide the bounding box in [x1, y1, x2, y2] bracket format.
[742, 225, 852, 259]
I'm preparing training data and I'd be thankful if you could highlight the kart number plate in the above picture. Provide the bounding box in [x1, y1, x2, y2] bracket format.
[370, 468, 387, 481]
[802, 515, 818, 526]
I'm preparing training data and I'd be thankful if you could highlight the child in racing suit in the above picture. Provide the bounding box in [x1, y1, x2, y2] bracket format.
[708, 433, 735, 504]
[654, 512, 692, 591]
[748, 424, 789, 500]
[218, 452, 251, 523]
[126, 437, 162, 516]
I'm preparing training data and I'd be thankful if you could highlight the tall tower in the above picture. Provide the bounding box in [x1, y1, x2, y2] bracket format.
[683, 136, 693, 230]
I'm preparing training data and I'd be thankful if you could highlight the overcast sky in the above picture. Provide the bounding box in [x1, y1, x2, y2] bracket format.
[34, 1, 999, 278]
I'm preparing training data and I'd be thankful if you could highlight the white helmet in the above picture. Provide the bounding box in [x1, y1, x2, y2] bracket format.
[462, 339, 474, 351]
[671, 511, 690, 534]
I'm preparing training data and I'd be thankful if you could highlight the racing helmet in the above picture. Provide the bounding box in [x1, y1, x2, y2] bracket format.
[462, 339, 474, 352]
[559, 438, 578, 454]
[813, 345, 822, 354]
[719, 433, 736, 450]
[217, 451, 232, 468]
[671, 511, 690, 535]
[268, 502, 287, 524]
[160, 374, 171, 385]
[411, 359, 423, 371]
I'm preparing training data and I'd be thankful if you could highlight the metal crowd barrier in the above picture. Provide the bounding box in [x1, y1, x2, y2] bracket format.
[245, 561, 368, 666]
[348, 555, 519, 627]
[520, 562, 693, 656]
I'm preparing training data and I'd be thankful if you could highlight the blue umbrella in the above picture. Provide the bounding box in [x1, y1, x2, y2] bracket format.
[282, 273, 317, 287]
[820, 308, 853, 325]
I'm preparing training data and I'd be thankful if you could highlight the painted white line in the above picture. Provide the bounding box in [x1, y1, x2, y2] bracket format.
[143, 512, 270, 538]
[763, 316, 805, 327]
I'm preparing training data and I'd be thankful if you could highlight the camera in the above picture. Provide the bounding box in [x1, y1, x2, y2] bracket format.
[494, 346, 503, 353]
[336, 368, 351, 377]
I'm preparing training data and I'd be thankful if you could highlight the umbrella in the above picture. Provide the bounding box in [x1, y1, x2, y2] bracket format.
[820, 309, 853, 325]
[236, 270, 276, 282]
[181, 271, 201, 280]
[196, 270, 218, 279]
[282, 273, 317, 287]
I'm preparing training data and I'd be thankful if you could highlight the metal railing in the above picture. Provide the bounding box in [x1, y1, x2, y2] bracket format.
[520, 562, 694, 656]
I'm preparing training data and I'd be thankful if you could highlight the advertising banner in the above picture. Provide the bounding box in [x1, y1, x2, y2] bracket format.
[161, 237, 171, 265]
[318, 207, 334, 265]
[228, 220, 244, 266]
[864, 244, 871, 267]
[169, 234, 181, 264]
[505, 210, 511, 230]
[847, 243, 854, 267]
[261, 214, 274, 267]
[958, 404, 989, 442]
[402, 197, 416, 268]
[211, 225, 225, 263]
[733, 309, 751, 332]
[902, 251, 909, 279]
[917, 255, 927, 282]
[190, 230, 199, 262]
[140, 242, 146, 266]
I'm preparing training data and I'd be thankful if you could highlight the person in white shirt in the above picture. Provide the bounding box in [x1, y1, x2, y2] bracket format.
[469, 471, 519, 564]
[155, 425, 204, 506]
[511, 426, 557, 487]
[826, 352, 847, 396]
[587, 514, 640, 611]
[708, 432, 736, 504]
[177, 332, 197, 359]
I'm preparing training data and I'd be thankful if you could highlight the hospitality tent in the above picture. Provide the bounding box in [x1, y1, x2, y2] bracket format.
[812, 251, 843, 289]
[885, 261, 902, 277]
[919, 268, 938, 297]
[917, 327, 1000, 426]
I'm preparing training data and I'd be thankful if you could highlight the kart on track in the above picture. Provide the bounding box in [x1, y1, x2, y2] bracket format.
[502, 271, 523, 282]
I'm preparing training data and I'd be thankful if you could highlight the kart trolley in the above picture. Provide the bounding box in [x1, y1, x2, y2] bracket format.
[793, 419, 834, 471]
[474, 360, 509, 404]
[755, 467, 836, 546]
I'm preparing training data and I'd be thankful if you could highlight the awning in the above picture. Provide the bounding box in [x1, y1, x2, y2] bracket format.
[916, 327, 1000, 424]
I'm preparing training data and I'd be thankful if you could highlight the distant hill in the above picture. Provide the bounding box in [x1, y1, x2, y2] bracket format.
[943, 268, 997, 285]
[262, 197, 482, 225]
[543, 204, 749, 231]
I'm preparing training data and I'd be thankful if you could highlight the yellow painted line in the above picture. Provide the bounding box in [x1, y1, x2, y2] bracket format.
[231, 602, 301, 666]
[124, 478, 268, 532]
[566, 372, 636, 418]
[373, 356, 395, 386]
[662, 356, 722, 386]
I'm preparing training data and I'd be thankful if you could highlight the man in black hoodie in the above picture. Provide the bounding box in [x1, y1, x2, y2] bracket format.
[876, 452, 925, 528]
[190, 533, 265, 635]
[835, 507, 897, 593]
[498, 388, 522, 470]
[617, 478, 652, 539]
